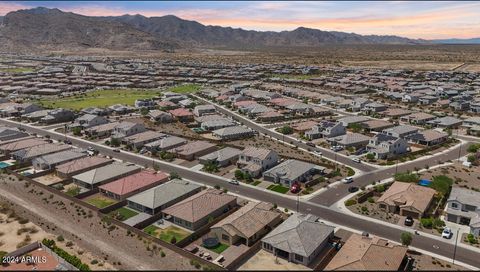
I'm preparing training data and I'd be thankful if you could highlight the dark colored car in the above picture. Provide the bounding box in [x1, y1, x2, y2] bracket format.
[404, 216, 414, 226]
[348, 186, 359, 193]
[290, 183, 301, 193]
[306, 142, 315, 147]
[64, 139, 72, 145]
[112, 149, 121, 153]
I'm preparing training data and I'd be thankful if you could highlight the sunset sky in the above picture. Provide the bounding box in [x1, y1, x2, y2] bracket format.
[0, 1, 479, 39]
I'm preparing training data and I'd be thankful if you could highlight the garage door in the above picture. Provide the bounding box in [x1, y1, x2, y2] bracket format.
[401, 210, 420, 219]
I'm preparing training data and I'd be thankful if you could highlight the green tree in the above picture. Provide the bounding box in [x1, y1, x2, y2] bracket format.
[72, 127, 82, 136]
[110, 138, 120, 147]
[278, 125, 293, 135]
[366, 153, 375, 161]
[169, 172, 181, 180]
[400, 232, 413, 247]
[468, 155, 476, 163]
[234, 169, 244, 180]
[467, 144, 480, 153]
[140, 108, 149, 116]
[348, 123, 362, 133]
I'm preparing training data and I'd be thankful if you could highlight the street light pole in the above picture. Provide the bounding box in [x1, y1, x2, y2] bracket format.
[453, 228, 459, 264]
[296, 194, 299, 212]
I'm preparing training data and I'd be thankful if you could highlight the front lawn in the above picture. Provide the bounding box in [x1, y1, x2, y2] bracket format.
[251, 180, 262, 186]
[267, 184, 289, 194]
[109, 207, 138, 221]
[86, 196, 117, 208]
[144, 225, 189, 243]
[167, 84, 201, 94]
[38, 89, 162, 110]
[207, 243, 229, 254]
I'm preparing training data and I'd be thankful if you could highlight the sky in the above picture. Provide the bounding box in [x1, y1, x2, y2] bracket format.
[0, 1, 479, 39]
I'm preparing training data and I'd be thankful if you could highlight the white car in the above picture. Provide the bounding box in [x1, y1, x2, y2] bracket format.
[352, 157, 361, 163]
[442, 227, 452, 239]
[342, 177, 353, 184]
[314, 150, 323, 156]
[228, 179, 239, 185]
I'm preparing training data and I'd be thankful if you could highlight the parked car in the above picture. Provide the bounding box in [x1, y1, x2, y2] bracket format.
[348, 186, 359, 193]
[228, 179, 239, 185]
[442, 227, 453, 239]
[64, 139, 72, 145]
[112, 149, 121, 153]
[290, 183, 301, 193]
[352, 157, 361, 163]
[342, 177, 353, 184]
[87, 146, 94, 151]
[313, 150, 323, 156]
[404, 216, 414, 226]
[306, 142, 315, 147]
[331, 146, 343, 152]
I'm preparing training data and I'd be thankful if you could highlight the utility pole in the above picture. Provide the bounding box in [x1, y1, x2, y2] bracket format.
[395, 159, 399, 174]
[453, 228, 459, 264]
[296, 194, 299, 212]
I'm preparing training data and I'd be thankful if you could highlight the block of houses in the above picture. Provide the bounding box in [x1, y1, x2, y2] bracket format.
[32, 149, 87, 170]
[12, 143, 72, 163]
[382, 125, 419, 139]
[406, 129, 448, 146]
[367, 134, 409, 159]
[193, 104, 216, 117]
[135, 99, 155, 109]
[427, 116, 462, 129]
[337, 116, 369, 127]
[162, 189, 237, 231]
[72, 162, 141, 190]
[0, 127, 30, 142]
[377, 181, 436, 218]
[144, 135, 187, 152]
[379, 108, 412, 119]
[325, 233, 407, 271]
[55, 156, 113, 178]
[256, 111, 284, 123]
[262, 213, 334, 266]
[22, 109, 51, 122]
[361, 120, 394, 132]
[211, 202, 281, 246]
[168, 141, 217, 161]
[305, 121, 346, 140]
[69, 114, 108, 130]
[327, 133, 371, 149]
[400, 112, 436, 125]
[127, 179, 202, 215]
[350, 98, 371, 112]
[212, 126, 255, 141]
[263, 159, 325, 188]
[199, 147, 242, 167]
[99, 170, 169, 200]
[122, 131, 166, 149]
[462, 117, 480, 129]
[445, 187, 480, 236]
[169, 108, 194, 122]
[40, 108, 75, 124]
[237, 147, 279, 177]
[419, 95, 438, 105]
[111, 122, 146, 140]
[148, 110, 173, 123]
[291, 120, 319, 133]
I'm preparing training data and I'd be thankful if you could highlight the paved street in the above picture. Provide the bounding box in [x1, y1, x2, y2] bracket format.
[2, 118, 480, 268]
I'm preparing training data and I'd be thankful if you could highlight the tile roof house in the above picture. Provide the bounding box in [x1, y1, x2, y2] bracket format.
[69, 114, 108, 130]
[377, 181, 436, 218]
[168, 141, 217, 161]
[84, 122, 119, 138]
[367, 134, 409, 160]
[427, 116, 462, 129]
[169, 108, 194, 122]
[144, 135, 187, 152]
[237, 146, 279, 178]
[122, 130, 165, 149]
[212, 126, 255, 140]
[361, 119, 394, 132]
[12, 143, 72, 162]
[380, 108, 412, 119]
[162, 189, 237, 231]
[39, 108, 75, 124]
[263, 159, 326, 188]
[111, 122, 146, 140]
[0, 138, 46, 155]
[99, 170, 169, 200]
[261, 213, 335, 266]
[382, 125, 419, 139]
[55, 156, 113, 178]
[445, 187, 480, 236]
[201, 118, 236, 131]
[72, 162, 141, 189]
[199, 147, 242, 167]
[127, 179, 202, 215]
[327, 133, 371, 149]
[0, 127, 29, 142]
[337, 116, 369, 127]
[305, 121, 346, 140]
[325, 233, 407, 271]
[211, 202, 281, 246]
[400, 112, 436, 125]
[406, 129, 448, 146]
[32, 149, 87, 170]
[193, 104, 216, 117]
[148, 110, 173, 123]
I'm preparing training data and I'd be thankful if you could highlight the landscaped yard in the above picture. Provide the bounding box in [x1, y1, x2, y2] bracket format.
[267, 184, 289, 194]
[109, 207, 139, 221]
[144, 225, 190, 243]
[206, 243, 229, 254]
[38, 89, 162, 110]
[167, 84, 201, 94]
[85, 196, 117, 208]
[252, 180, 262, 186]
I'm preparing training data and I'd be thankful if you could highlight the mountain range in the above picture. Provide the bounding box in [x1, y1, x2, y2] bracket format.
[0, 7, 479, 52]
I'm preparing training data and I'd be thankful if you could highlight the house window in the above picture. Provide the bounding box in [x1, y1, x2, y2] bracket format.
[451, 203, 458, 209]
[222, 234, 229, 242]
[465, 205, 476, 212]
[379, 204, 387, 209]
[263, 242, 273, 251]
[294, 254, 304, 262]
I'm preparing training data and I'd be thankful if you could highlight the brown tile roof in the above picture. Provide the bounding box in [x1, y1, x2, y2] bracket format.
[325, 233, 407, 271]
[163, 189, 237, 223]
[212, 202, 279, 239]
[377, 181, 436, 214]
[55, 156, 112, 175]
[0, 138, 45, 152]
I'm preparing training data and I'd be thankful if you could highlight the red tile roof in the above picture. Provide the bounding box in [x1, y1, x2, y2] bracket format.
[98, 170, 169, 196]
[169, 108, 193, 117]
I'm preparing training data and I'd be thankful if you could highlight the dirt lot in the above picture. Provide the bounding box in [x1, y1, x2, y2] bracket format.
[408, 250, 465, 271]
[420, 162, 480, 192]
[238, 249, 311, 271]
[33, 173, 64, 186]
[0, 173, 199, 270]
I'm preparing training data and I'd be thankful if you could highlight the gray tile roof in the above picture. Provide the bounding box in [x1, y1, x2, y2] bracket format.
[449, 187, 480, 207]
[32, 149, 87, 166]
[263, 159, 324, 181]
[199, 147, 242, 162]
[213, 126, 253, 137]
[262, 213, 334, 257]
[127, 179, 201, 209]
[73, 162, 140, 185]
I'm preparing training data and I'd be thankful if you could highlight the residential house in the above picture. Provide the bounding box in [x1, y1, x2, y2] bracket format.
[406, 129, 448, 146]
[305, 121, 346, 140]
[144, 135, 187, 152]
[263, 159, 325, 187]
[377, 182, 436, 218]
[327, 133, 371, 149]
[99, 170, 169, 200]
[84, 122, 119, 138]
[201, 118, 236, 131]
[148, 110, 173, 123]
[198, 147, 242, 167]
[380, 108, 412, 119]
[363, 102, 387, 114]
[262, 213, 334, 266]
[445, 187, 480, 236]
[69, 114, 108, 130]
[32, 149, 87, 170]
[361, 120, 394, 132]
[382, 125, 419, 139]
[400, 112, 436, 125]
[12, 143, 72, 163]
[237, 147, 279, 177]
[127, 179, 202, 215]
[211, 202, 281, 246]
[212, 126, 255, 140]
[427, 116, 462, 129]
[0, 127, 29, 142]
[55, 156, 113, 178]
[462, 117, 480, 129]
[122, 131, 165, 149]
[39, 108, 75, 124]
[111, 122, 146, 140]
[169, 108, 194, 122]
[135, 99, 155, 109]
[419, 95, 438, 105]
[337, 116, 369, 127]
[325, 233, 407, 271]
[168, 141, 217, 161]
[350, 98, 371, 112]
[193, 105, 216, 117]
[162, 189, 237, 231]
[367, 134, 409, 159]
[72, 162, 141, 189]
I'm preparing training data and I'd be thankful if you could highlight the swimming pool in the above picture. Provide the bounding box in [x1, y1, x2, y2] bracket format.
[0, 161, 11, 169]
[418, 179, 432, 186]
